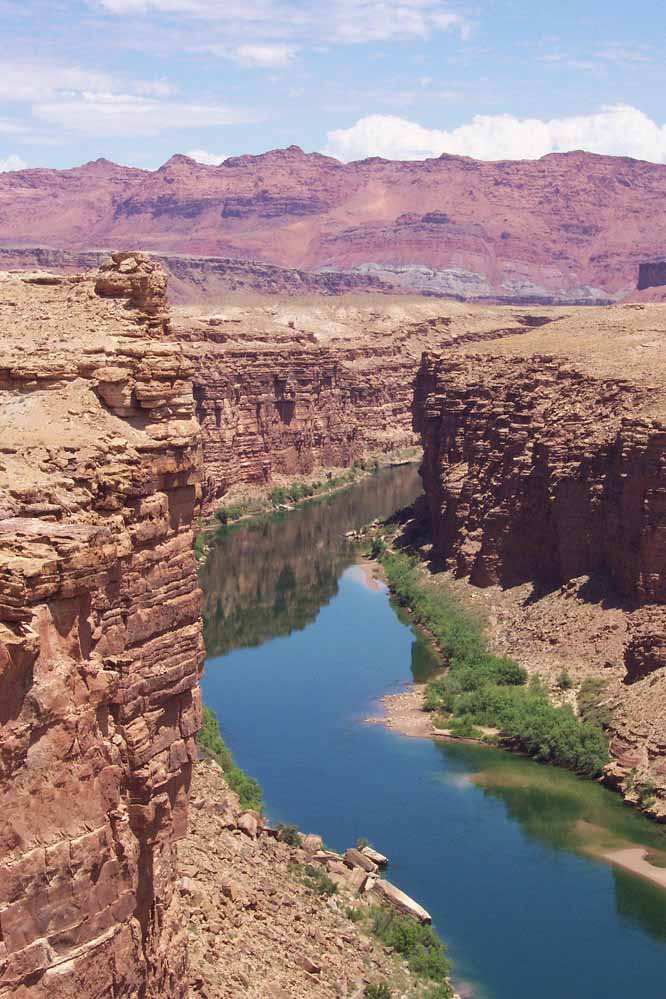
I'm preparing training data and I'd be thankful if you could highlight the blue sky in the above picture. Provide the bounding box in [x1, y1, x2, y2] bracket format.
[2, 0, 666, 170]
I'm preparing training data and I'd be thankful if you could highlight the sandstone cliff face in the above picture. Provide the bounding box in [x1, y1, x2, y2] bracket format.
[176, 299, 557, 513]
[4, 148, 666, 302]
[413, 309, 666, 814]
[0, 248, 394, 305]
[0, 258, 204, 996]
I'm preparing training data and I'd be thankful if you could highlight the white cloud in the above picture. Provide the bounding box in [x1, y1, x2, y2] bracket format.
[0, 154, 27, 172]
[33, 92, 252, 137]
[324, 106, 666, 163]
[96, 0, 471, 44]
[232, 43, 296, 67]
[185, 148, 227, 164]
[329, 1, 469, 43]
[0, 63, 115, 102]
[0, 59, 178, 103]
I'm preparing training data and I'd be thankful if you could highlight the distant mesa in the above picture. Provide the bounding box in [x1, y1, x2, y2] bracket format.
[3, 147, 666, 304]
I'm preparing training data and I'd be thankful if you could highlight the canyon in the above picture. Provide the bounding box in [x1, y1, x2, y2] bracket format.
[2, 251, 666, 998]
[3, 147, 666, 303]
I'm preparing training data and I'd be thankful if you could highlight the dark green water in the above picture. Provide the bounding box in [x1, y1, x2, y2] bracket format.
[201, 465, 666, 999]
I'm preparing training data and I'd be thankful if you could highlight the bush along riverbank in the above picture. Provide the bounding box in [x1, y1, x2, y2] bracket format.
[194, 449, 421, 563]
[197, 706, 263, 810]
[378, 549, 610, 779]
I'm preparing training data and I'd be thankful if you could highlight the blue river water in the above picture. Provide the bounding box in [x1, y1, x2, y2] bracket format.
[201, 466, 666, 999]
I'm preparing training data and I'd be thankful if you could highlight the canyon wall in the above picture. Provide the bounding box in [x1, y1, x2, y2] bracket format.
[174, 321, 422, 512]
[413, 312, 666, 815]
[4, 147, 666, 302]
[637, 260, 666, 291]
[0, 257, 204, 996]
[0, 248, 394, 304]
[176, 297, 552, 513]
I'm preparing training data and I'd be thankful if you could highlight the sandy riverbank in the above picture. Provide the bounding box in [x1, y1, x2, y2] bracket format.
[365, 684, 434, 737]
[602, 847, 666, 890]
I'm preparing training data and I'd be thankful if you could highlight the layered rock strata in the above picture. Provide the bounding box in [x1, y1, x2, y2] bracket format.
[175, 301, 567, 512]
[5, 148, 666, 302]
[0, 257, 204, 996]
[413, 305, 666, 815]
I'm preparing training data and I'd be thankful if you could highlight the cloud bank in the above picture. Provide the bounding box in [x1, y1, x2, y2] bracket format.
[0, 154, 27, 172]
[185, 148, 227, 164]
[325, 106, 666, 163]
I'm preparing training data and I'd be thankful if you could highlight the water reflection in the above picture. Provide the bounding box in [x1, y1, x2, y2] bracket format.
[202, 466, 666, 997]
[437, 741, 666, 943]
[200, 465, 423, 657]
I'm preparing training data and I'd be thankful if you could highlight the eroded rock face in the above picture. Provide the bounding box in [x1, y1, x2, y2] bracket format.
[412, 309, 666, 814]
[4, 148, 666, 301]
[0, 258, 203, 997]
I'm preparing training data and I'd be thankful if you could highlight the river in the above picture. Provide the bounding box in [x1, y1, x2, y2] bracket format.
[201, 465, 666, 999]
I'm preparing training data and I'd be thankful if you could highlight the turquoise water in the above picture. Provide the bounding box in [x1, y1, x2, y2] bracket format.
[201, 466, 666, 999]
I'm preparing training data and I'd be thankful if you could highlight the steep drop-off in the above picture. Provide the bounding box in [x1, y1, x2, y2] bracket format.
[0, 258, 203, 997]
[4, 147, 666, 301]
[174, 298, 573, 512]
[413, 307, 666, 816]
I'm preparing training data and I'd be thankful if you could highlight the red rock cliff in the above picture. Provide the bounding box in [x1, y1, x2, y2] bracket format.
[0, 257, 203, 997]
[413, 306, 666, 815]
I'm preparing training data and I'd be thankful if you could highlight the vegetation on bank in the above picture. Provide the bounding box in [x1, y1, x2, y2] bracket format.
[197, 706, 263, 811]
[367, 907, 453, 998]
[215, 462, 380, 527]
[379, 550, 610, 778]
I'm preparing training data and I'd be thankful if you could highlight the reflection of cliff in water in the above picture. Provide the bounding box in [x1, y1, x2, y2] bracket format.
[201, 465, 423, 657]
[613, 869, 666, 943]
[439, 741, 666, 944]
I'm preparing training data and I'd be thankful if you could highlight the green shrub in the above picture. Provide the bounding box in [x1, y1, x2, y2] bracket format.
[379, 551, 609, 778]
[369, 908, 451, 985]
[276, 823, 302, 847]
[302, 864, 337, 896]
[578, 677, 611, 729]
[197, 707, 262, 811]
[270, 486, 288, 507]
[446, 715, 482, 739]
[365, 985, 392, 999]
[636, 780, 657, 808]
[346, 906, 363, 922]
[371, 536, 387, 559]
[422, 986, 454, 999]
[557, 670, 573, 690]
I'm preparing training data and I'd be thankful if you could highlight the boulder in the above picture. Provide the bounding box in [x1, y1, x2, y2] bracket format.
[237, 812, 259, 839]
[361, 845, 389, 867]
[344, 848, 377, 873]
[302, 833, 324, 853]
[296, 955, 321, 975]
[347, 868, 369, 894]
[371, 879, 432, 923]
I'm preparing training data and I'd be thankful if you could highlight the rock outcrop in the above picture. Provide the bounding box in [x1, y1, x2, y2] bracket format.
[4, 148, 666, 302]
[412, 303, 666, 816]
[637, 260, 666, 291]
[0, 257, 204, 996]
